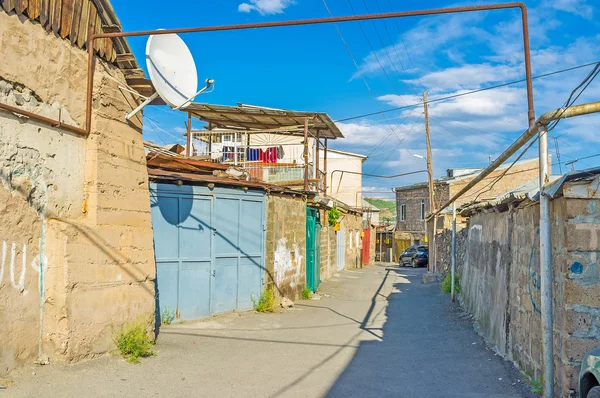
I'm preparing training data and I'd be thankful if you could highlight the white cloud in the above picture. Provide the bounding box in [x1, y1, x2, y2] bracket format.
[545, 0, 594, 19]
[237, 0, 294, 15]
[404, 64, 521, 91]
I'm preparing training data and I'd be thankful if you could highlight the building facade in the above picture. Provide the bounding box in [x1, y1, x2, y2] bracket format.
[394, 158, 545, 249]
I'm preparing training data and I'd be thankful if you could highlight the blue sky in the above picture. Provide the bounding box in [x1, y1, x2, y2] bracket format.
[113, 0, 600, 198]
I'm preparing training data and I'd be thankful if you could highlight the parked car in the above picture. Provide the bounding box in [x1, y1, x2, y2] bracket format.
[580, 348, 600, 397]
[399, 245, 428, 268]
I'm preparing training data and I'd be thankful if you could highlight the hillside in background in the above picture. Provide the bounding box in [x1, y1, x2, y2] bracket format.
[364, 198, 396, 223]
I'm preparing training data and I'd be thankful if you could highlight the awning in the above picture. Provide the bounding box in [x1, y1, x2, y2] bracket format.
[183, 103, 344, 140]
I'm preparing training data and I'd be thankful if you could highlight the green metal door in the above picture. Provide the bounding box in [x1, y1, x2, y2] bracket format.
[306, 207, 321, 292]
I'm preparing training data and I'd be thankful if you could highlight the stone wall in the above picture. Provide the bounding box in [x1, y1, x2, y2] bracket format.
[435, 226, 468, 275]
[319, 211, 337, 282]
[454, 181, 600, 397]
[0, 12, 155, 373]
[265, 195, 306, 301]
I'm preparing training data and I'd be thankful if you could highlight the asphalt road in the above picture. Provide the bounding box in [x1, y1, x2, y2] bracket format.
[5, 264, 535, 397]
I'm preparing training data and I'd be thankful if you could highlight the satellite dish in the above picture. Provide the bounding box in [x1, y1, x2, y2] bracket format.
[126, 31, 214, 120]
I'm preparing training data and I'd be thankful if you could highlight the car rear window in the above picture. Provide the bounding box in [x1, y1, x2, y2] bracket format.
[418, 247, 428, 253]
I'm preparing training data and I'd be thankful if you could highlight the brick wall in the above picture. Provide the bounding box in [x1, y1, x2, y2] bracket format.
[265, 195, 306, 301]
[395, 183, 449, 233]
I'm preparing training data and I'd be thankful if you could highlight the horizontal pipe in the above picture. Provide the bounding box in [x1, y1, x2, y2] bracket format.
[430, 100, 600, 217]
[91, 3, 525, 39]
[85, 2, 532, 135]
[0, 102, 87, 136]
[538, 101, 600, 124]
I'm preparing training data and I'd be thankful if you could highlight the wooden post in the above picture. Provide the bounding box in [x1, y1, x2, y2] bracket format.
[315, 130, 320, 193]
[303, 117, 309, 191]
[324, 138, 328, 195]
[424, 90, 436, 273]
[185, 112, 192, 157]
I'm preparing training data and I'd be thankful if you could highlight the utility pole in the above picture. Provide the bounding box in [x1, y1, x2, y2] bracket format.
[424, 90, 437, 273]
[185, 112, 192, 157]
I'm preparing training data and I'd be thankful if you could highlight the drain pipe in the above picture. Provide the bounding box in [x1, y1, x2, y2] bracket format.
[38, 218, 47, 361]
[451, 202, 457, 302]
[539, 125, 553, 397]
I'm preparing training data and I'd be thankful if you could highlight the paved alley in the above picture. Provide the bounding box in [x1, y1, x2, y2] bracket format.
[6, 264, 535, 397]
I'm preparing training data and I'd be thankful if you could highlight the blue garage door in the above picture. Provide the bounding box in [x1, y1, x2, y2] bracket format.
[150, 183, 265, 322]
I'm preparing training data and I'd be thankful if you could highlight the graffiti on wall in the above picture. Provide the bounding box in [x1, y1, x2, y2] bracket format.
[527, 227, 541, 314]
[274, 237, 303, 288]
[0, 240, 47, 295]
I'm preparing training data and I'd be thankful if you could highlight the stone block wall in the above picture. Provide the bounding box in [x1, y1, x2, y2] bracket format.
[435, 226, 468, 275]
[454, 185, 600, 397]
[265, 195, 306, 301]
[0, 12, 155, 373]
[319, 211, 337, 282]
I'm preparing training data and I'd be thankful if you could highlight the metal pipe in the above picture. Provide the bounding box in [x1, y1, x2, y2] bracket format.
[84, 2, 535, 135]
[451, 201, 456, 302]
[0, 102, 87, 136]
[303, 117, 309, 191]
[185, 112, 192, 157]
[431, 100, 600, 217]
[539, 124, 554, 398]
[324, 138, 328, 194]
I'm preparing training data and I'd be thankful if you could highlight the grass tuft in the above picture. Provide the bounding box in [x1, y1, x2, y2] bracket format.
[302, 286, 313, 300]
[252, 286, 275, 313]
[530, 376, 543, 395]
[160, 307, 175, 325]
[441, 273, 461, 294]
[113, 320, 155, 363]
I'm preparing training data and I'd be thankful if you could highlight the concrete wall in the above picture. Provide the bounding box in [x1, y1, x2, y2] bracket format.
[343, 213, 363, 269]
[0, 13, 155, 373]
[456, 181, 600, 397]
[319, 150, 364, 208]
[265, 195, 307, 301]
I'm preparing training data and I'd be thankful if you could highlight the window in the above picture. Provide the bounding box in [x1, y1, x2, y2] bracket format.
[400, 204, 406, 222]
[420, 200, 425, 221]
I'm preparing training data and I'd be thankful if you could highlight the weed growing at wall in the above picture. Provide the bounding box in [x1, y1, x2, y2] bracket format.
[529, 376, 542, 395]
[302, 286, 312, 300]
[113, 320, 155, 363]
[441, 274, 461, 294]
[252, 286, 275, 313]
[328, 206, 342, 227]
[160, 307, 175, 325]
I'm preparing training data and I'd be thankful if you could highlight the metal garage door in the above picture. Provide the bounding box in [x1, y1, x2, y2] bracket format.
[150, 183, 265, 322]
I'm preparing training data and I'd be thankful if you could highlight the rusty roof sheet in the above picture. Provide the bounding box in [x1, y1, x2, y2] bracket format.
[146, 152, 229, 174]
[148, 167, 298, 194]
[184, 103, 344, 140]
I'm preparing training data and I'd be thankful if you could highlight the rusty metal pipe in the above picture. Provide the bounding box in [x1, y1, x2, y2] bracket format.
[84, 2, 535, 135]
[430, 100, 600, 218]
[0, 102, 87, 136]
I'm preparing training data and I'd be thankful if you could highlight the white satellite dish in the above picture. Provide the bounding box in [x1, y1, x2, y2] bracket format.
[126, 31, 214, 120]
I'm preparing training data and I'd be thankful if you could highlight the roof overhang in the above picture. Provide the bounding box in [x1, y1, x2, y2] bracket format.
[183, 103, 344, 140]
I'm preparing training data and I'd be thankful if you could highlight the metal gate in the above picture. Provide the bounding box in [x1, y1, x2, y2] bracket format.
[306, 207, 321, 292]
[336, 228, 345, 271]
[362, 228, 371, 266]
[150, 183, 265, 322]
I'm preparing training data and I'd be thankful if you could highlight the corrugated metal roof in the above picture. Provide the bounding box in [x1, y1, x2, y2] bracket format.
[544, 166, 600, 198]
[184, 103, 343, 140]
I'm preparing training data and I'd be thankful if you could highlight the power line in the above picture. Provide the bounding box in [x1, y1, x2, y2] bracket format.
[334, 60, 600, 123]
[321, 0, 413, 153]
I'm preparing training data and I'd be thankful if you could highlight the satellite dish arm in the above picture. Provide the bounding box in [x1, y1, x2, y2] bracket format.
[126, 92, 159, 121]
[173, 79, 214, 111]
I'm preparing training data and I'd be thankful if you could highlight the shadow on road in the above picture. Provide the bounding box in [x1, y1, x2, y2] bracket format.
[325, 266, 534, 398]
